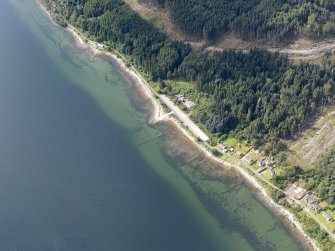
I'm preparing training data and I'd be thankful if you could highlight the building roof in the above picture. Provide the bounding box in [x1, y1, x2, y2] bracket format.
[322, 211, 334, 222]
[245, 156, 254, 162]
[220, 143, 227, 149]
[257, 160, 267, 167]
[294, 187, 303, 194]
[311, 202, 322, 211]
[306, 196, 315, 204]
[305, 192, 316, 204]
[269, 169, 275, 176]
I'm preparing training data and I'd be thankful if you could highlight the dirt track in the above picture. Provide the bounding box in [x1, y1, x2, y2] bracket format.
[201, 37, 335, 60]
[268, 39, 335, 60]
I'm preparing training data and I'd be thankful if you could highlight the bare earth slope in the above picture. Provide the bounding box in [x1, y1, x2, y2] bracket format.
[124, 0, 335, 61]
[285, 108, 335, 168]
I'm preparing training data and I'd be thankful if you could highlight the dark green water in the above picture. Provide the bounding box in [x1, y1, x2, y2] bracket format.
[0, 0, 308, 250]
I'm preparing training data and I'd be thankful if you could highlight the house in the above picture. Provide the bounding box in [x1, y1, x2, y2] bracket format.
[305, 192, 316, 204]
[306, 191, 312, 197]
[175, 94, 195, 109]
[311, 201, 322, 212]
[220, 143, 227, 150]
[96, 43, 105, 49]
[257, 160, 267, 167]
[294, 187, 303, 195]
[245, 156, 254, 164]
[322, 212, 334, 222]
[269, 169, 275, 177]
[236, 151, 243, 158]
[285, 184, 307, 200]
[175, 94, 185, 102]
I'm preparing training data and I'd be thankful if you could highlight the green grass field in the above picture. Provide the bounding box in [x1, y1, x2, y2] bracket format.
[261, 170, 273, 180]
[315, 211, 335, 232]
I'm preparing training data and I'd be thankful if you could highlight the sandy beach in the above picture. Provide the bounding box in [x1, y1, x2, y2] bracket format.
[37, 1, 321, 250]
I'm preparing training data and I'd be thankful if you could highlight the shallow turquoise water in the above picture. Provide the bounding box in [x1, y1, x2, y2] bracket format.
[0, 0, 307, 250]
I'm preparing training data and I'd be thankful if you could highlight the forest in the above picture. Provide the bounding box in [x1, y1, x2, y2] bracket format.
[148, 0, 335, 41]
[42, 0, 335, 148]
[43, 0, 335, 205]
[305, 149, 335, 205]
[179, 50, 335, 150]
[41, 0, 335, 245]
[274, 147, 335, 206]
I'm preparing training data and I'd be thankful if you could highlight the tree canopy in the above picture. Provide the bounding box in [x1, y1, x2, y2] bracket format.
[149, 0, 335, 41]
[43, 0, 335, 151]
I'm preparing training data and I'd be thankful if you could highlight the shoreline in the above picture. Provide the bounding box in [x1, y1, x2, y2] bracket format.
[165, 119, 319, 251]
[36, 1, 320, 250]
[69, 29, 164, 125]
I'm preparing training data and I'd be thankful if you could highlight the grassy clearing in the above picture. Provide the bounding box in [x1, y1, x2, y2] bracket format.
[248, 151, 260, 160]
[166, 80, 211, 107]
[261, 170, 273, 180]
[123, 0, 189, 41]
[222, 137, 252, 156]
[250, 163, 260, 171]
[224, 137, 238, 147]
[315, 211, 335, 233]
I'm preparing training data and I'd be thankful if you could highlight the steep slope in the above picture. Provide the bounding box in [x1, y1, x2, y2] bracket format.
[43, 0, 335, 151]
[42, 0, 335, 248]
[147, 0, 335, 42]
[129, 0, 335, 60]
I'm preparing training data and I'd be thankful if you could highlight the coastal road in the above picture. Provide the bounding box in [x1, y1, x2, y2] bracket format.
[159, 95, 209, 142]
[303, 205, 335, 240]
[115, 47, 335, 242]
[85, 29, 334, 241]
[214, 145, 335, 241]
[213, 145, 283, 192]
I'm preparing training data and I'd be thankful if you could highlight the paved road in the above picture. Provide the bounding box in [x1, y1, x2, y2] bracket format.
[159, 95, 209, 141]
[303, 204, 335, 240]
[213, 144, 335, 240]
[212, 145, 283, 191]
[115, 45, 335, 241]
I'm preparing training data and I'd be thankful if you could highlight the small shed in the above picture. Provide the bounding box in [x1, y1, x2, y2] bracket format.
[257, 160, 267, 167]
[269, 169, 275, 177]
[220, 143, 227, 149]
[305, 192, 316, 204]
[236, 151, 243, 158]
[311, 202, 322, 212]
[245, 156, 254, 164]
[96, 43, 105, 49]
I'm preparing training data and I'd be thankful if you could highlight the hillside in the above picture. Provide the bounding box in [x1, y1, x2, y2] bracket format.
[42, 1, 335, 248]
[286, 108, 335, 168]
[146, 0, 335, 42]
[123, 0, 335, 61]
[49, 0, 335, 147]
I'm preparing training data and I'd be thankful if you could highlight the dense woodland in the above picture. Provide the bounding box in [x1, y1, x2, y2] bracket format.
[274, 148, 335, 206]
[43, 0, 335, 148]
[179, 51, 335, 149]
[148, 0, 335, 41]
[44, 0, 335, 206]
[306, 149, 335, 205]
